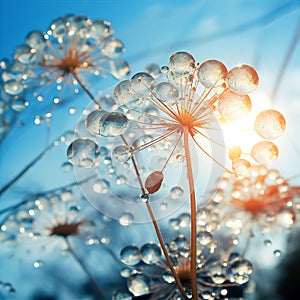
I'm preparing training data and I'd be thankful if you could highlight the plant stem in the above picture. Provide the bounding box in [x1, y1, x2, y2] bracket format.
[183, 126, 198, 300]
[124, 135, 188, 300]
[65, 237, 105, 298]
[71, 69, 100, 107]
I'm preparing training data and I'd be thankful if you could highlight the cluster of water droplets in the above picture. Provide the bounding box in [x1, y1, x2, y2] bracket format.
[117, 233, 253, 299]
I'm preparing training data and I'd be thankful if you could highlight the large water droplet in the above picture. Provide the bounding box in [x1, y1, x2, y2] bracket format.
[101, 36, 125, 58]
[25, 31, 46, 51]
[218, 90, 251, 122]
[145, 63, 161, 78]
[114, 80, 142, 108]
[127, 274, 150, 297]
[120, 245, 141, 266]
[197, 231, 213, 246]
[232, 159, 251, 176]
[85, 109, 107, 135]
[130, 72, 154, 95]
[141, 243, 161, 264]
[255, 110, 286, 140]
[67, 138, 100, 168]
[113, 145, 132, 162]
[227, 64, 259, 94]
[14, 44, 41, 64]
[99, 112, 129, 137]
[154, 82, 178, 105]
[251, 141, 278, 165]
[198, 60, 228, 88]
[109, 59, 130, 79]
[228, 259, 253, 284]
[168, 51, 195, 76]
[4, 80, 23, 96]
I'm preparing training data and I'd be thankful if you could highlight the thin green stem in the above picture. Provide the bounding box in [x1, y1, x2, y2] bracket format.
[183, 126, 198, 300]
[65, 237, 105, 298]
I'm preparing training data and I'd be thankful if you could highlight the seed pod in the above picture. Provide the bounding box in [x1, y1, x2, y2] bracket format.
[145, 171, 164, 194]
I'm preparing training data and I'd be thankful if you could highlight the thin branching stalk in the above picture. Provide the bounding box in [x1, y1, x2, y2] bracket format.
[74, 76, 188, 299]
[70, 69, 100, 106]
[121, 134, 189, 300]
[183, 126, 198, 300]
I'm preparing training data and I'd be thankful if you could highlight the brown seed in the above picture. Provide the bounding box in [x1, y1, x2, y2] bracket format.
[145, 171, 164, 194]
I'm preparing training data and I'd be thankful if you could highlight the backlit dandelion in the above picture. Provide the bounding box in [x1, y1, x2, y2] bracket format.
[203, 165, 300, 255]
[75, 51, 285, 299]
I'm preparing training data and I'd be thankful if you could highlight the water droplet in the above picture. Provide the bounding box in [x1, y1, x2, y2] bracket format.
[109, 59, 130, 79]
[119, 213, 133, 226]
[228, 259, 253, 284]
[264, 239, 272, 247]
[176, 154, 185, 163]
[141, 243, 161, 264]
[154, 82, 178, 105]
[168, 51, 195, 76]
[120, 245, 141, 266]
[274, 250, 281, 257]
[85, 109, 107, 135]
[101, 36, 125, 58]
[169, 218, 180, 230]
[99, 112, 129, 137]
[116, 175, 126, 184]
[145, 63, 161, 78]
[33, 260, 44, 268]
[25, 30, 46, 51]
[255, 110, 286, 140]
[130, 72, 155, 94]
[197, 231, 213, 246]
[113, 145, 132, 162]
[212, 273, 226, 284]
[232, 159, 251, 176]
[67, 138, 100, 168]
[93, 179, 110, 194]
[14, 44, 41, 64]
[198, 60, 227, 88]
[251, 141, 278, 165]
[4, 80, 23, 96]
[61, 161, 73, 172]
[170, 186, 183, 199]
[127, 274, 150, 296]
[114, 80, 142, 108]
[218, 90, 251, 122]
[162, 271, 175, 283]
[98, 95, 116, 112]
[276, 210, 295, 228]
[227, 64, 259, 94]
[120, 268, 131, 278]
[229, 146, 242, 161]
